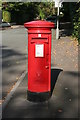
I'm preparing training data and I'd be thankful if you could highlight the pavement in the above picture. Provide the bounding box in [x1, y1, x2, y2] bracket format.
[2, 70, 78, 118]
[1, 27, 79, 119]
[2, 27, 28, 100]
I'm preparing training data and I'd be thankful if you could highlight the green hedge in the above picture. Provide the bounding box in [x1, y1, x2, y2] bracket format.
[72, 20, 80, 44]
[3, 10, 11, 22]
[72, 3, 80, 44]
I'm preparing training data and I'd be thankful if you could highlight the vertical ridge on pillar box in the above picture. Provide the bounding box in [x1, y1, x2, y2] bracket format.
[24, 20, 54, 101]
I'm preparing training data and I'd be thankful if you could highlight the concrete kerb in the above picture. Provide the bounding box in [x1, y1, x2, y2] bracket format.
[11, 25, 24, 29]
[0, 25, 24, 30]
[2, 70, 27, 112]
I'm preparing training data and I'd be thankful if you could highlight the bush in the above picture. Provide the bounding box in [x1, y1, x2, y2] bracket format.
[3, 10, 11, 22]
[72, 20, 80, 44]
[72, 3, 80, 44]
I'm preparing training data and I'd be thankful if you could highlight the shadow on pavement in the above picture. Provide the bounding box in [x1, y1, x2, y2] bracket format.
[60, 29, 72, 37]
[2, 70, 78, 118]
[2, 46, 28, 68]
[2, 45, 28, 99]
[59, 22, 72, 37]
[51, 68, 63, 95]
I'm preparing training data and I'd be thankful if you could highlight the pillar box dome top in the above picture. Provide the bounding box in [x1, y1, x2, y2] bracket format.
[24, 20, 54, 28]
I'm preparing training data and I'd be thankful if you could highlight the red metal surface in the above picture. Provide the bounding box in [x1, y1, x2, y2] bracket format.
[24, 20, 54, 28]
[24, 20, 54, 92]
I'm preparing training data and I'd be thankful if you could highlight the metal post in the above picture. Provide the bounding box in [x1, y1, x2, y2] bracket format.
[56, 2, 59, 40]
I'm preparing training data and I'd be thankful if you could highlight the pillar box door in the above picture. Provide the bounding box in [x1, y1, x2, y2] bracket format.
[24, 20, 54, 102]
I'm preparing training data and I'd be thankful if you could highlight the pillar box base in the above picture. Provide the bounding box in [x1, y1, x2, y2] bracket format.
[27, 90, 51, 102]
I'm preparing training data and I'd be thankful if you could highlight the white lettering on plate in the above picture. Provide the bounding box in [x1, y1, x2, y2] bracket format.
[38, 34, 41, 37]
[35, 44, 44, 57]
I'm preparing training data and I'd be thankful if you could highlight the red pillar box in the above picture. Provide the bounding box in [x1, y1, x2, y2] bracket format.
[24, 20, 54, 102]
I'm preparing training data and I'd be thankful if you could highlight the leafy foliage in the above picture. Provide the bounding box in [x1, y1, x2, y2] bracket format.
[3, 10, 11, 22]
[2, 2, 80, 43]
[2, 2, 39, 24]
[72, 2, 80, 44]
[2, 2, 55, 24]
[37, 2, 55, 19]
[0, 0, 2, 10]
[60, 2, 80, 44]
[0, 0, 2, 23]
